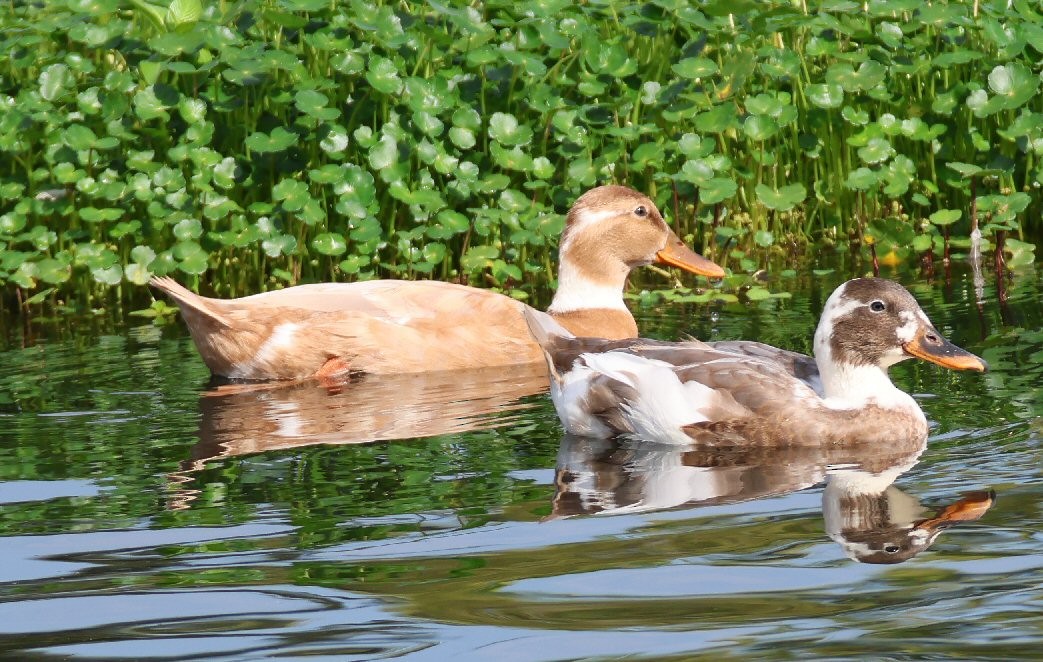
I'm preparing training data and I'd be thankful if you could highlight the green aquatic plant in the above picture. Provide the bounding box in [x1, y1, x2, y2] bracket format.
[0, 0, 1039, 314]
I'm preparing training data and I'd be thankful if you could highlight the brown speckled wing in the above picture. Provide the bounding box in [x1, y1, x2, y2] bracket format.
[709, 340, 821, 392]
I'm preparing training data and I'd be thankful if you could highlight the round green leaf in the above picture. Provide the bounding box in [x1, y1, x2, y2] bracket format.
[92, 263, 123, 285]
[699, 177, 738, 205]
[368, 135, 398, 170]
[177, 251, 208, 275]
[37, 258, 72, 284]
[124, 263, 153, 285]
[846, 167, 879, 191]
[448, 127, 476, 149]
[743, 115, 778, 141]
[806, 83, 844, 109]
[64, 124, 98, 150]
[296, 90, 327, 108]
[311, 232, 347, 256]
[858, 137, 894, 164]
[39, 63, 73, 101]
[262, 234, 297, 258]
[488, 112, 533, 146]
[178, 98, 206, 124]
[756, 183, 806, 211]
[245, 127, 298, 153]
[366, 56, 403, 95]
[166, 0, 202, 27]
[173, 217, 203, 240]
[928, 209, 962, 226]
[672, 57, 719, 79]
[131, 245, 157, 265]
[754, 230, 775, 247]
[320, 124, 350, 154]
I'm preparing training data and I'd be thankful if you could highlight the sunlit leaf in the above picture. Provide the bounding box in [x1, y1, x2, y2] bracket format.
[311, 232, 347, 256]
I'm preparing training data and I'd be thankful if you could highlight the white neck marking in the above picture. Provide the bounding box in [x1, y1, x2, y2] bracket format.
[549, 206, 631, 313]
[548, 265, 628, 312]
[817, 362, 919, 412]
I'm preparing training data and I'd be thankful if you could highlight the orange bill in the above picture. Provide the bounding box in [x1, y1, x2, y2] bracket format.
[656, 230, 726, 279]
[902, 326, 988, 372]
[916, 490, 995, 532]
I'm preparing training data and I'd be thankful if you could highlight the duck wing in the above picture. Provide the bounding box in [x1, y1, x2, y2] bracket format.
[708, 340, 822, 394]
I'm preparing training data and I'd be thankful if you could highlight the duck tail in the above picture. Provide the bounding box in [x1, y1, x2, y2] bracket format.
[522, 306, 575, 383]
[150, 276, 233, 329]
[522, 306, 575, 346]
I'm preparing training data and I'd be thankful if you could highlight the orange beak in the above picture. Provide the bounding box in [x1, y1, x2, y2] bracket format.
[916, 490, 995, 533]
[655, 230, 726, 279]
[903, 326, 988, 372]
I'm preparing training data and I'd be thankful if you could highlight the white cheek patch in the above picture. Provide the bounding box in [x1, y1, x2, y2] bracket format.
[894, 311, 919, 343]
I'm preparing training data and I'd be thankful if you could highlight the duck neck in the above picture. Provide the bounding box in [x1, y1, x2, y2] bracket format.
[548, 244, 630, 314]
[813, 326, 916, 411]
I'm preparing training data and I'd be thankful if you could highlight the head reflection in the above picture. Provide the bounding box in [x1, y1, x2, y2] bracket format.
[824, 466, 995, 564]
[550, 434, 993, 564]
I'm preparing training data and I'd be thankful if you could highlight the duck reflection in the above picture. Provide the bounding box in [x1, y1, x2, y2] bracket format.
[550, 434, 993, 564]
[825, 468, 994, 564]
[181, 362, 549, 467]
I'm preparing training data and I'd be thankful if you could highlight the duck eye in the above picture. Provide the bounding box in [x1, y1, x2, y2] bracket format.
[870, 300, 886, 312]
[633, 205, 647, 217]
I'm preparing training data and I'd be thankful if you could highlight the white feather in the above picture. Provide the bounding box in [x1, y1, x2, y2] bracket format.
[571, 352, 716, 445]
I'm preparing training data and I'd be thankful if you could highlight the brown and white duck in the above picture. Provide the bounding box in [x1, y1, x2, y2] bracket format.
[151, 185, 724, 380]
[524, 278, 988, 446]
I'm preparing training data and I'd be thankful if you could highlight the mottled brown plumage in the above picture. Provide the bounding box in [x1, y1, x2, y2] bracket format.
[525, 278, 987, 446]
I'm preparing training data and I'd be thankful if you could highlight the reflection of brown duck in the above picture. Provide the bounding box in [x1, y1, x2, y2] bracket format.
[150, 186, 723, 381]
[824, 468, 995, 564]
[549, 435, 994, 564]
[183, 362, 549, 468]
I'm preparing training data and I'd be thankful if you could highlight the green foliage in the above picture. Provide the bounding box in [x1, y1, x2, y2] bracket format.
[0, 0, 1040, 310]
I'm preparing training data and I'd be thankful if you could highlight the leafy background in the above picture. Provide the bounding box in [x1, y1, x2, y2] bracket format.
[0, 0, 1040, 313]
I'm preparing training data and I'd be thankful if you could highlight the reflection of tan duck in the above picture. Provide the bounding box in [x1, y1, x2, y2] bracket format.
[150, 185, 724, 380]
[164, 364, 552, 510]
[526, 278, 987, 446]
[549, 435, 994, 564]
[183, 362, 550, 468]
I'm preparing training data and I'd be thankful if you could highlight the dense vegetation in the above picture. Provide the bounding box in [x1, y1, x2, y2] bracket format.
[0, 0, 1039, 314]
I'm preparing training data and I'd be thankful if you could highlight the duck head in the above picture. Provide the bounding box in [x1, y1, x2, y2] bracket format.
[556, 185, 725, 283]
[812, 278, 987, 401]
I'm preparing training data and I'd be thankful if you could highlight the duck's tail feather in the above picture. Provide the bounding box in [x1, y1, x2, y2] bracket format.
[150, 276, 233, 328]
[521, 306, 576, 383]
[522, 306, 574, 344]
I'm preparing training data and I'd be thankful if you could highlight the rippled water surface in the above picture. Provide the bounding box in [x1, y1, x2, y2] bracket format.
[1, 267, 1041, 660]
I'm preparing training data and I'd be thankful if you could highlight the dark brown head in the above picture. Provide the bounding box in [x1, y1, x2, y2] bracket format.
[813, 278, 988, 373]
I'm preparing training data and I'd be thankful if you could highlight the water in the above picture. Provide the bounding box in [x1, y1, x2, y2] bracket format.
[0, 266, 1040, 660]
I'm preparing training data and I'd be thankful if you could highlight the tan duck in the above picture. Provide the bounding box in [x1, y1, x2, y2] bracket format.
[151, 185, 724, 380]
[524, 278, 988, 446]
